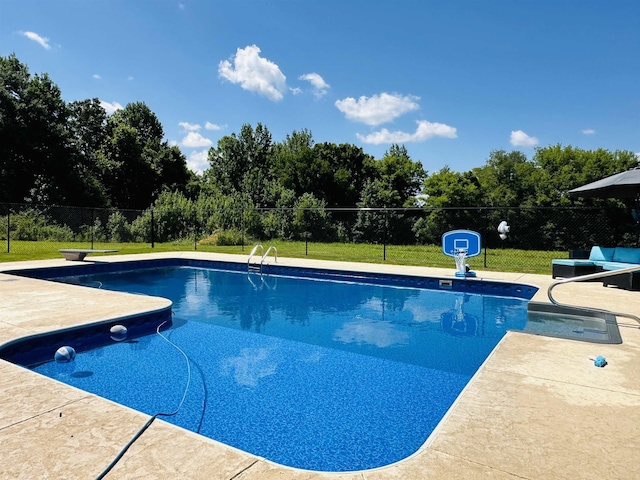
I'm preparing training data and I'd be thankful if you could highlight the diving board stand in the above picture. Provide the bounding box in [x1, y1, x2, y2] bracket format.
[442, 230, 481, 278]
[59, 249, 119, 261]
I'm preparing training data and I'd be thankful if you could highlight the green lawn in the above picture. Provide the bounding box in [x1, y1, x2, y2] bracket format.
[0, 239, 562, 274]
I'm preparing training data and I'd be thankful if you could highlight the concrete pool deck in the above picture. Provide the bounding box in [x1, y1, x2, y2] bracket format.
[0, 252, 638, 479]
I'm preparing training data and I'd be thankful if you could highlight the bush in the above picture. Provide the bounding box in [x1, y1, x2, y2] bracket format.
[261, 188, 296, 240]
[77, 218, 107, 242]
[293, 193, 335, 241]
[106, 211, 131, 242]
[261, 211, 281, 239]
[131, 191, 194, 243]
[199, 229, 244, 246]
[130, 212, 152, 243]
[6, 209, 75, 241]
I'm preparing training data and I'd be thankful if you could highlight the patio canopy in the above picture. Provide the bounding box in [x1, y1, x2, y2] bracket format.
[568, 167, 640, 199]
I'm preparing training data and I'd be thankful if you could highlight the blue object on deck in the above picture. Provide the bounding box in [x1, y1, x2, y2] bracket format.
[594, 355, 607, 367]
[455, 270, 477, 278]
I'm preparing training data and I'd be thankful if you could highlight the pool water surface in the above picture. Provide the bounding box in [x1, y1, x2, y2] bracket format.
[31, 266, 531, 472]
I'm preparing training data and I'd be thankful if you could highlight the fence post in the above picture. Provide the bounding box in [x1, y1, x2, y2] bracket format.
[383, 207, 387, 261]
[91, 209, 95, 249]
[150, 209, 155, 248]
[241, 206, 245, 252]
[483, 208, 488, 268]
[193, 208, 197, 251]
[6, 208, 10, 253]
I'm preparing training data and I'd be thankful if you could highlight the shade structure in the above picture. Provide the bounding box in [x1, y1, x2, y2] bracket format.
[568, 168, 640, 199]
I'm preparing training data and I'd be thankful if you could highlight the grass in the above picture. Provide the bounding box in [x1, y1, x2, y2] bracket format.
[0, 239, 562, 274]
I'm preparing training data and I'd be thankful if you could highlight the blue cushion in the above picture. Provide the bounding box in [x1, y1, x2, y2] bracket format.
[589, 246, 615, 261]
[552, 259, 595, 266]
[612, 247, 640, 264]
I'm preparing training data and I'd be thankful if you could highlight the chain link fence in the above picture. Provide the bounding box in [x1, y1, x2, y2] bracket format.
[2, 202, 638, 273]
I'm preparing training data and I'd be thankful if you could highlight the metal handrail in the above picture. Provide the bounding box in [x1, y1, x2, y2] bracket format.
[247, 244, 264, 271]
[548, 266, 640, 324]
[261, 245, 278, 266]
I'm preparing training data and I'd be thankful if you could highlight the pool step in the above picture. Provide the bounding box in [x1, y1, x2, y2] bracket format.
[525, 302, 621, 344]
[248, 263, 261, 273]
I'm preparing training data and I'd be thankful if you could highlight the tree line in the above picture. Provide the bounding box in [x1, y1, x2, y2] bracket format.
[0, 54, 193, 208]
[1, 53, 638, 248]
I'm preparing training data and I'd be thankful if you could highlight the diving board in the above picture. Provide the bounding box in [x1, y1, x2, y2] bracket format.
[59, 249, 119, 261]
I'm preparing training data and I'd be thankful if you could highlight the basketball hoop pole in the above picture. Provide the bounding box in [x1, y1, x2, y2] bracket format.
[454, 247, 468, 275]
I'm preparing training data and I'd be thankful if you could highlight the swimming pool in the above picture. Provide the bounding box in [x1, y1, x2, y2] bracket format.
[0, 259, 617, 472]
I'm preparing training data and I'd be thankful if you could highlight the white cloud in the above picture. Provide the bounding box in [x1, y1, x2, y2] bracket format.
[335, 93, 419, 126]
[187, 149, 210, 174]
[221, 348, 278, 387]
[218, 45, 287, 101]
[92, 74, 101, 80]
[333, 320, 410, 348]
[510, 130, 539, 147]
[99, 100, 123, 115]
[180, 131, 213, 148]
[290, 87, 302, 95]
[357, 120, 458, 144]
[205, 121, 224, 130]
[179, 121, 201, 131]
[299, 73, 330, 98]
[581, 128, 596, 135]
[20, 31, 51, 50]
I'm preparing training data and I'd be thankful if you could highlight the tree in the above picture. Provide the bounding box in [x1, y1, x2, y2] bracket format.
[272, 129, 315, 194]
[0, 54, 34, 203]
[352, 145, 425, 244]
[108, 101, 163, 146]
[472, 150, 537, 207]
[262, 187, 297, 240]
[531, 145, 640, 248]
[305, 142, 376, 207]
[422, 167, 483, 208]
[205, 123, 274, 206]
[293, 192, 334, 241]
[353, 180, 397, 243]
[98, 101, 190, 208]
[532, 144, 638, 206]
[68, 99, 107, 162]
[67, 98, 109, 205]
[143, 140, 193, 196]
[273, 139, 377, 207]
[375, 144, 426, 207]
[414, 167, 485, 244]
[98, 123, 154, 209]
[0, 54, 100, 205]
[1, 54, 196, 209]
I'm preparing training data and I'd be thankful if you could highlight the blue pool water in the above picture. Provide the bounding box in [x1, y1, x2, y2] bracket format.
[30, 266, 531, 472]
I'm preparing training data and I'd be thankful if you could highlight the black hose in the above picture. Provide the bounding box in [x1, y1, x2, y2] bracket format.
[94, 320, 191, 479]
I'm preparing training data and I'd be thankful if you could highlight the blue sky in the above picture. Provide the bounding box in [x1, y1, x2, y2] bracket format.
[1, 0, 638, 174]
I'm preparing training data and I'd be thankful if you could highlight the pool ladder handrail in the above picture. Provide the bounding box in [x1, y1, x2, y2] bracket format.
[247, 244, 264, 273]
[261, 245, 278, 268]
[548, 266, 640, 325]
[247, 244, 277, 274]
